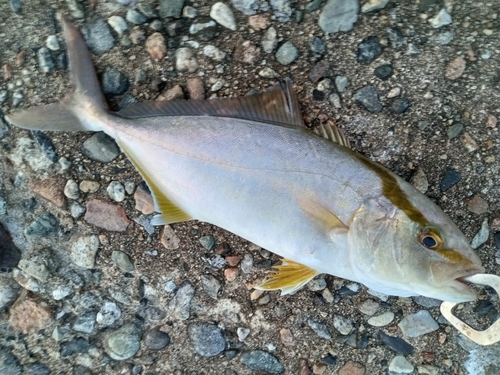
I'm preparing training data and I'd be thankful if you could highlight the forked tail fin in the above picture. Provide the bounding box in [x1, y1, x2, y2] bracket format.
[5, 14, 108, 132]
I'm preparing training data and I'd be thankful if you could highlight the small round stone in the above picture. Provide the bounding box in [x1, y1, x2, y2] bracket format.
[367, 311, 394, 327]
[188, 322, 226, 357]
[144, 327, 171, 350]
[46, 35, 60, 51]
[104, 324, 141, 360]
[275, 41, 299, 65]
[108, 16, 128, 36]
[111, 250, 134, 272]
[107, 181, 126, 202]
[126, 9, 148, 25]
[64, 179, 80, 199]
[210, 2, 236, 31]
[240, 350, 285, 374]
[96, 301, 121, 326]
[374, 64, 393, 80]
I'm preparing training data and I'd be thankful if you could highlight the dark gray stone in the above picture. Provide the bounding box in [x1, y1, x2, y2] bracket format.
[25, 363, 51, 375]
[199, 235, 215, 250]
[160, 0, 184, 18]
[82, 132, 120, 163]
[73, 310, 97, 334]
[379, 331, 414, 355]
[309, 36, 326, 56]
[357, 36, 384, 64]
[117, 93, 138, 110]
[102, 66, 129, 95]
[144, 328, 171, 350]
[386, 27, 403, 48]
[240, 350, 285, 374]
[82, 17, 116, 56]
[168, 282, 195, 320]
[37, 48, 55, 73]
[392, 98, 410, 114]
[307, 318, 332, 339]
[31, 131, 58, 162]
[447, 123, 463, 139]
[25, 213, 59, 240]
[188, 322, 226, 357]
[374, 64, 393, 80]
[60, 337, 90, 357]
[440, 168, 461, 192]
[354, 86, 383, 113]
[201, 274, 221, 299]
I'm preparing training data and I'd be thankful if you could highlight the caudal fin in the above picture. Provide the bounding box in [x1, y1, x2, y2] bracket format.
[5, 14, 107, 132]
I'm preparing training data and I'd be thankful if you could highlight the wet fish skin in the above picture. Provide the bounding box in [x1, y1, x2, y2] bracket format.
[5, 15, 484, 302]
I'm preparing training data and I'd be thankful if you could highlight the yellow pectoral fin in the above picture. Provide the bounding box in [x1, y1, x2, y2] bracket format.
[297, 197, 348, 236]
[119, 142, 192, 225]
[255, 259, 319, 296]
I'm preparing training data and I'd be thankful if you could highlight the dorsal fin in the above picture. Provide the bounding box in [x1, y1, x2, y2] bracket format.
[313, 121, 351, 149]
[117, 78, 305, 127]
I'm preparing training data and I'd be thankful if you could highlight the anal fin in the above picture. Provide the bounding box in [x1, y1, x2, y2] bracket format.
[255, 259, 319, 296]
[119, 142, 192, 225]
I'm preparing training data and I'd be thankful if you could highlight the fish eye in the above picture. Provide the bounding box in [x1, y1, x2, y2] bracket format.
[418, 228, 442, 249]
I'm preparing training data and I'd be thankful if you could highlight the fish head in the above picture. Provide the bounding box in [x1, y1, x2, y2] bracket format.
[347, 196, 484, 303]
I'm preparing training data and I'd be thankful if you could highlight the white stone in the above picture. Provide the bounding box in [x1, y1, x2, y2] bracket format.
[367, 311, 394, 327]
[361, 0, 390, 13]
[203, 45, 226, 61]
[237, 327, 250, 341]
[175, 48, 199, 73]
[46, 35, 60, 50]
[97, 301, 121, 326]
[429, 8, 452, 28]
[107, 181, 125, 202]
[210, 2, 237, 31]
[108, 15, 128, 36]
[71, 235, 99, 269]
[389, 356, 414, 374]
[64, 179, 80, 199]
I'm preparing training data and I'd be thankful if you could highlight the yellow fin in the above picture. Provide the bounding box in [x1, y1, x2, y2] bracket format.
[255, 259, 319, 295]
[297, 197, 348, 235]
[119, 142, 192, 224]
[313, 121, 351, 149]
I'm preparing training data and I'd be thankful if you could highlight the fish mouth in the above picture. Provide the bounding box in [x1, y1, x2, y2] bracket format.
[450, 264, 485, 283]
[447, 265, 486, 299]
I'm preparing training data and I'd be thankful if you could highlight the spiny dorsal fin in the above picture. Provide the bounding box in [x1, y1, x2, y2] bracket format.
[117, 78, 304, 128]
[118, 142, 192, 225]
[255, 259, 319, 296]
[313, 121, 351, 149]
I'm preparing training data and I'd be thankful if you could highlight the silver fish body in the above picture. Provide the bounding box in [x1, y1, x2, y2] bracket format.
[6, 15, 484, 302]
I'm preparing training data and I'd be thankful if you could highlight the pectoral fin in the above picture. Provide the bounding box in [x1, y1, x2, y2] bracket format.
[255, 259, 319, 295]
[298, 197, 348, 238]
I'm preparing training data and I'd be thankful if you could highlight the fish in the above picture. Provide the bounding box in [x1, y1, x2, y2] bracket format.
[6, 15, 484, 303]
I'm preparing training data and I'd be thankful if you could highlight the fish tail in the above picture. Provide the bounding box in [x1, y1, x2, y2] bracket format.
[5, 14, 107, 132]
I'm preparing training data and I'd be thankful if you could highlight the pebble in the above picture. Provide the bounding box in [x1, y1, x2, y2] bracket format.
[104, 323, 141, 360]
[210, 2, 236, 31]
[359, 299, 379, 316]
[129, 26, 145, 44]
[308, 276, 327, 291]
[134, 183, 154, 214]
[262, 27, 278, 54]
[46, 35, 60, 51]
[279, 328, 295, 346]
[160, 0, 184, 18]
[37, 48, 55, 73]
[357, 36, 384, 65]
[329, 93, 341, 108]
[413, 296, 441, 308]
[224, 267, 239, 281]
[445, 56, 466, 80]
[379, 331, 415, 355]
[305, 0, 323, 12]
[467, 195, 488, 215]
[237, 327, 251, 341]
[108, 16, 128, 36]
[96, 301, 121, 326]
[334, 315, 353, 335]
[270, 0, 293, 22]
[189, 20, 217, 41]
[31, 130, 58, 163]
[259, 67, 280, 78]
[102, 66, 129, 95]
[188, 322, 226, 357]
[60, 336, 90, 357]
[471, 218, 489, 249]
[367, 311, 394, 327]
[435, 31, 454, 45]
[25, 363, 51, 375]
[9, 293, 54, 334]
[418, 365, 440, 375]
[275, 41, 299, 65]
[175, 48, 199, 72]
[29, 178, 66, 208]
[158, 85, 184, 101]
[199, 235, 215, 250]
[398, 310, 439, 337]
[249, 15, 270, 30]
[106, 181, 126, 202]
[354, 86, 383, 113]
[185, 77, 205, 100]
[126, 9, 147, 25]
[319, 0, 359, 34]
[183, 5, 198, 18]
[392, 98, 409, 114]
[201, 274, 221, 299]
[18, 257, 49, 281]
[64, 179, 79, 200]
[240, 350, 285, 374]
[82, 16, 116, 56]
[440, 168, 461, 192]
[25, 212, 59, 240]
[374, 64, 393, 80]
[10, 0, 21, 12]
[410, 167, 429, 193]
[144, 327, 171, 350]
[389, 356, 414, 374]
[0, 278, 20, 309]
[84, 199, 131, 232]
[307, 318, 332, 339]
[447, 123, 463, 139]
[338, 361, 365, 375]
[429, 8, 452, 28]
[146, 33, 167, 61]
[235, 40, 261, 64]
[231, 0, 259, 15]
[361, 0, 390, 12]
[80, 180, 100, 194]
[161, 225, 181, 250]
[486, 115, 497, 129]
[168, 282, 194, 320]
[73, 310, 96, 333]
[203, 45, 226, 61]
[82, 132, 119, 162]
[241, 253, 253, 273]
[112, 250, 134, 272]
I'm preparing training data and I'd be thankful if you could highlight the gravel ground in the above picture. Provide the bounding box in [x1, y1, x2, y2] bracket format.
[1, 0, 500, 374]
